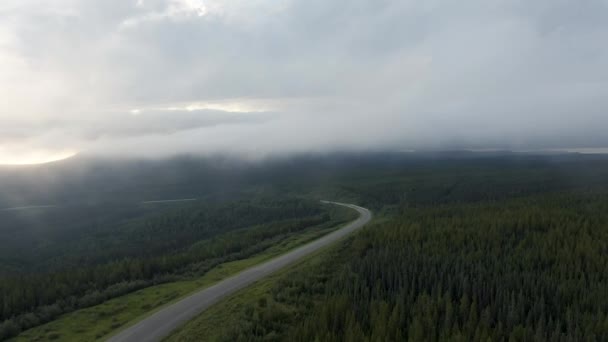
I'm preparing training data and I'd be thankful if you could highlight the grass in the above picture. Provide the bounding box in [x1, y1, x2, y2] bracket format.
[11, 212, 355, 342]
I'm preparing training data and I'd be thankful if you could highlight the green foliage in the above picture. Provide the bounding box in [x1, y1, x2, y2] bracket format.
[284, 193, 608, 341]
[0, 198, 335, 340]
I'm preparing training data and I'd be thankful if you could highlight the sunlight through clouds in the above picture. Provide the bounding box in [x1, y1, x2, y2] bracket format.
[122, 0, 214, 28]
[0, 147, 77, 165]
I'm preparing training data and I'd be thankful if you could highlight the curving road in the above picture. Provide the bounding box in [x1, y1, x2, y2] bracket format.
[107, 201, 372, 342]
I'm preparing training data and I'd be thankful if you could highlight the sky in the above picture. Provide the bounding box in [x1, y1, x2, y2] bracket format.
[1, 0, 607, 163]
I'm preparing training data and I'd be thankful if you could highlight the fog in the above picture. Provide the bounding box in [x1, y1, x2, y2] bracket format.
[1, 0, 608, 160]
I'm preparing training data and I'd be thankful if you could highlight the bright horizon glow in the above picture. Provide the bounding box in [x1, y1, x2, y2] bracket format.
[0, 149, 77, 165]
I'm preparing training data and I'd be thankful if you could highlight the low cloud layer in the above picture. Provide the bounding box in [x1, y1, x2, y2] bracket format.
[1, 0, 608, 160]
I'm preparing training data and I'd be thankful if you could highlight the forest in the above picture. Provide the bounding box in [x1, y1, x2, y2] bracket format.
[165, 153, 608, 342]
[3, 152, 608, 341]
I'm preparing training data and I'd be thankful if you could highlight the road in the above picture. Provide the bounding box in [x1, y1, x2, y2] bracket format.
[141, 198, 198, 204]
[107, 201, 372, 342]
[0, 205, 56, 211]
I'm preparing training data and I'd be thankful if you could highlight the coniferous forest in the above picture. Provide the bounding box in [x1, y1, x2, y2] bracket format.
[2, 152, 608, 341]
[281, 193, 608, 341]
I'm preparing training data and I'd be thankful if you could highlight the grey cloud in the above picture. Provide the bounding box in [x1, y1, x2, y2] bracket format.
[1, 0, 608, 160]
[1, 110, 271, 143]
[81, 110, 272, 140]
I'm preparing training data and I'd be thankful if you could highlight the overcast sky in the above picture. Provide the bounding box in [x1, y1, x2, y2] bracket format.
[1, 0, 607, 162]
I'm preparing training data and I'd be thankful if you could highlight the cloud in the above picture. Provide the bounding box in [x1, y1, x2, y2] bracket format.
[1, 0, 608, 160]
[120, 0, 211, 29]
[82, 109, 272, 140]
[1, 108, 271, 145]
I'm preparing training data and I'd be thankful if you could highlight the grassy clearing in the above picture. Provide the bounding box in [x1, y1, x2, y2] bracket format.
[11, 214, 353, 342]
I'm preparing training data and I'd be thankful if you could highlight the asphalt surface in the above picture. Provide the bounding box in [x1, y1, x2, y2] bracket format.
[141, 198, 198, 204]
[0, 205, 56, 211]
[106, 201, 372, 342]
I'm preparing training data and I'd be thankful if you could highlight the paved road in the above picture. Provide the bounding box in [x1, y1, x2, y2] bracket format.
[141, 198, 198, 204]
[0, 205, 56, 211]
[107, 201, 372, 342]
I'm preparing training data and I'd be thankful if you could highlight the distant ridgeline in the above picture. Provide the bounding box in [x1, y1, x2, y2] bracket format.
[1, 152, 607, 208]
